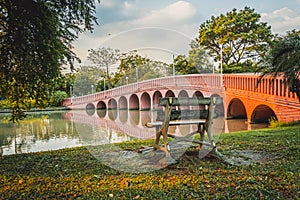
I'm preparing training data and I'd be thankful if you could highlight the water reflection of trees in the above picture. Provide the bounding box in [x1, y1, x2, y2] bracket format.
[0, 112, 77, 155]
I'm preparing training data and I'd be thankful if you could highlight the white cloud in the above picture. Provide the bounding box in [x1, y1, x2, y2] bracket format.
[74, 1, 198, 64]
[261, 7, 300, 34]
[133, 1, 197, 27]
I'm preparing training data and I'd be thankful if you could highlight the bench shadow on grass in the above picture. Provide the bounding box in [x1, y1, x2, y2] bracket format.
[86, 141, 272, 173]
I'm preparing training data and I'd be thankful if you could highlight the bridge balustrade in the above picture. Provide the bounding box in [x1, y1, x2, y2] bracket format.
[223, 74, 296, 99]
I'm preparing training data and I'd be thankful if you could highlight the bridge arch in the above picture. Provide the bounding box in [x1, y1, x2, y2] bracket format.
[192, 91, 205, 110]
[178, 90, 189, 97]
[86, 103, 95, 110]
[193, 91, 204, 98]
[141, 92, 151, 110]
[108, 98, 117, 109]
[97, 101, 106, 110]
[153, 91, 163, 109]
[227, 98, 247, 119]
[119, 96, 128, 109]
[129, 94, 139, 110]
[251, 105, 277, 123]
[86, 103, 95, 116]
[178, 90, 189, 110]
[165, 90, 175, 97]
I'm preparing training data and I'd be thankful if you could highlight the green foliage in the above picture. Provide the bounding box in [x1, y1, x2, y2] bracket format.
[171, 55, 192, 75]
[198, 7, 273, 72]
[187, 40, 214, 73]
[50, 90, 68, 106]
[87, 47, 120, 89]
[117, 51, 169, 85]
[52, 73, 76, 97]
[258, 30, 300, 100]
[170, 41, 213, 75]
[0, 0, 99, 121]
[223, 60, 258, 73]
[73, 67, 98, 96]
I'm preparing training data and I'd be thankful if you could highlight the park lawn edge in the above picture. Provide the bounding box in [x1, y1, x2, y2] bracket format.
[0, 124, 299, 199]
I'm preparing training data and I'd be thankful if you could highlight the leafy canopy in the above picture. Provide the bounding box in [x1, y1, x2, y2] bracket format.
[173, 40, 213, 74]
[0, 0, 99, 121]
[118, 51, 168, 84]
[259, 30, 300, 101]
[198, 7, 273, 73]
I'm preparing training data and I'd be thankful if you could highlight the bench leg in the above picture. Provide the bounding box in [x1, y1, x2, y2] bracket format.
[197, 124, 205, 150]
[153, 127, 169, 156]
[154, 127, 161, 148]
[206, 129, 216, 148]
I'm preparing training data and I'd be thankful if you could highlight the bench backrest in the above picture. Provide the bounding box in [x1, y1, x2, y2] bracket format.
[156, 97, 222, 121]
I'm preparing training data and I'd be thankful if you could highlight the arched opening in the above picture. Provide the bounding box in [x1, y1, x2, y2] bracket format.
[165, 90, 175, 97]
[119, 96, 128, 110]
[178, 90, 189, 110]
[192, 91, 204, 98]
[227, 98, 247, 119]
[86, 103, 95, 116]
[178, 90, 189, 97]
[97, 101, 106, 110]
[192, 91, 205, 110]
[129, 94, 139, 110]
[153, 91, 162, 110]
[251, 105, 277, 123]
[141, 92, 151, 110]
[108, 98, 117, 110]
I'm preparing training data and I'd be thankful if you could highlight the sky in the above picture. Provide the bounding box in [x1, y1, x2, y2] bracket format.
[72, 0, 300, 66]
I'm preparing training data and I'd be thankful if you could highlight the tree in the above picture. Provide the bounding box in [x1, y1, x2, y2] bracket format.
[50, 90, 68, 106]
[170, 55, 191, 75]
[187, 40, 214, 73]
[87, 47, 120, 89]
[259, 30, 300, 101]
[73, 66, 100, 96]
[198, 7, 273, 73]
[52, 73, 76, 97]
[118, 51, 168, 84]
[0, 0, 99, 121]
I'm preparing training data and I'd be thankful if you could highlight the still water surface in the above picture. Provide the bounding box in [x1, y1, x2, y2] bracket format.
[0, 110, 268, 156]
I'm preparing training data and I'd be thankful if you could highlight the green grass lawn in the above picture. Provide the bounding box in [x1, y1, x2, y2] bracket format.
[1, 124, 299, 199]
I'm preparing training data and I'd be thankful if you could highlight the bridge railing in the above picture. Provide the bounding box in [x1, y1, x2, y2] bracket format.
[224, 74, 297, 100]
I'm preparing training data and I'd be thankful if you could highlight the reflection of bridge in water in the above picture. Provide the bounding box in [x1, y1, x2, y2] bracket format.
[64, 110, 156, 140]
[63, 108, 266, 143]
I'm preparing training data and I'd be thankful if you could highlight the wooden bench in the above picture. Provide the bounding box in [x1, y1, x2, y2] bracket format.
[145, 97, 222, 156]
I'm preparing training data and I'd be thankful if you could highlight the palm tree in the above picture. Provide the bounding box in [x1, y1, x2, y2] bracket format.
[259, 30, 300, 101]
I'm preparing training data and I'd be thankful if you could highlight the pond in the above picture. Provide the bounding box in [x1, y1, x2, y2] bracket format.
[0, 110, 268, 156]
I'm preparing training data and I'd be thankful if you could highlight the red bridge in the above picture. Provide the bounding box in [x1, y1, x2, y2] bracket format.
[63, 74, 300, 124]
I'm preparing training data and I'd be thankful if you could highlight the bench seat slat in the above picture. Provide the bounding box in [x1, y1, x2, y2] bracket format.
[158, 97, 223, 106]
[146, 119, 206, 128]
[156, 110, 209, 121]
